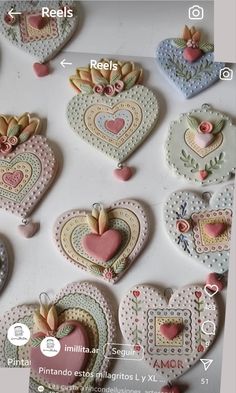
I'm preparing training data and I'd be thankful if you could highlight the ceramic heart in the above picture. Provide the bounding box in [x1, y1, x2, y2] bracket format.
[166, 105, 236, 185]
[0, 238, 9, 293]
[0, 282, 116, 392]
[0, 1, 80, 63]
[54, 200, 149, 284]
[156, 26, 224, 98]
[0, 114, 57, 224]
[67, 59, 159, 166]
[119, 284, 219, 383]
[164, 183, 234, 273]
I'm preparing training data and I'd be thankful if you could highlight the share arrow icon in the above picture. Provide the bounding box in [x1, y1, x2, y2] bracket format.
[200, 359, 214, 371]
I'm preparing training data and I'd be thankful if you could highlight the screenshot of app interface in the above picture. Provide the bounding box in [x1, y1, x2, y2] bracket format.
[0, 1, 235, 393]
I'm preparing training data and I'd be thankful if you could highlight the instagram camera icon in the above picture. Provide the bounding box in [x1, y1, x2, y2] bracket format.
[188, 5, 204, 20]
[220, 67, 234, 81]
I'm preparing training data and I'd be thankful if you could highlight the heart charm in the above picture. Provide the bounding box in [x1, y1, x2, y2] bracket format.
[156, 26, 224, 98]
[54, 200, 149, 284]
[0, 1, 80, 63]
[206, 273, 225, 292]
[0, 238, 9, 293]
[166, 105, 236, 185]
[119, 284, 219, 383]
[33, 62, 50, 77]
[160, 323, 183, 340]
[164, 183, 234, 273]
[67, 59, 159, 174]
[113, 166, 133, 181]
[0, 281, 116, 391]
[0, 114, 57, 230]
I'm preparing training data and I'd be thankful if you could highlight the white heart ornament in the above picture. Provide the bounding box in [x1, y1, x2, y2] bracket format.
[166, 105, 236, 185]
[119, 284, 218, 383]
[164, 183, 234, 273]
[0, 282, 116, 392]
[0, 1, 80, 63]
[54, 200, 149, 284]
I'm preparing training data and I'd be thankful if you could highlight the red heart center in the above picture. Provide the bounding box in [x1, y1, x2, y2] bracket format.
[82, 229, 122, 262]
[105, 118, 125, 134]
[204, 222, 226, 238]
[28, 15, 46, 30]
[30, 321, 89, 386]
[183, 47, 202, 63]
[160, 323, 183, 340]
[2, 170, 23, 187]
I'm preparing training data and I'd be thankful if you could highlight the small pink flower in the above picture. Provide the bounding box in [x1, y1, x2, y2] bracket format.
[195, 291, 202, 299]
[114, 80, 124, 93]
[132, 290, 140, 298]
[134, 344, 141, 352]
[197, 344, 204, 353]
[104, 84, 116, 97]
[186, 39, 199, 49]
[4, 13, 16, 25]
[8, 136, 18, 146]
[176, 219, 191, 233]
[198, 121, 213, 134]
[0, 136, 7, 144]
[103, 268, 114, 281]
[0, 142, 12, 155]
[93, 84, 105, 95]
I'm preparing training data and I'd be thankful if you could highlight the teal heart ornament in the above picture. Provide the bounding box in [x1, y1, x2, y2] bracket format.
[0, 1, 80, 63]
[67, 59, 159, 177]
[165, 104, 236, 185]
[164, 183, 234, 273]
[156, 26, 225, 98]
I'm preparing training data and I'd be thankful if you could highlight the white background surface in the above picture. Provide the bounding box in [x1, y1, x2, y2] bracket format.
[0, 1, 235, 393]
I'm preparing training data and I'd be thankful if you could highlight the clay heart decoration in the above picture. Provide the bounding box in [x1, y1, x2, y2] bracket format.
[164, 183, 234, 273]
[160, 323, 182, 340]
[0, 114, 57, 224]
[119, 284, 219, 383]
[206, 273, 225, 292]
[82, 229, 122, 262]
[68, 59, 159, 169]
[18, 222, 40, 238]
[113, 166, 133, 181]
[31, 321, 89, 385]
[54, 200, 149, 284]
[105, 118, 125, 134]
[204, 222, 226, 238]
[0, 282, 116, 392]
[0, 238, 9, 293]
[166, 105, 236, 185]
[156, 26, 224, 98]
[33, 62, 50, 77]
[0, 1, 80, 63]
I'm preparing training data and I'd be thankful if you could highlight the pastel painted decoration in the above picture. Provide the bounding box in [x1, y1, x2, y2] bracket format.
[166, 105, 236, 185]
[0, 1, 80, 72]
[156, 26, 225, 98]
[164, 183, 234, 273]
[0, 238, 9, 293]
[0, 282, 116, 391]
[0, 113, 57, 237]
[67, 59, 159, 180]
[54, 199, 149, 284]
[119, 284, 219, 385]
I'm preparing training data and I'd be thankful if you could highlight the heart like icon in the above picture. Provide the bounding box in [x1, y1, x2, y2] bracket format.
[204, 284, 219, 297]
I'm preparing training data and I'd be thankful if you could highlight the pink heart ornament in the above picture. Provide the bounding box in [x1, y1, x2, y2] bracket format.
[2, 170, 23, 187]
[206, 273, 224, 292]
[105, 118, 125, 134]
[33, 63, 50, 77]
[194, 132, 214, 148]
[28, 15, 46, 30]
[183, 47, 203, 63]
[82, 229, 122, 262]
[31, 321, 89, 386]
[160, 323, 182, 340]
[113, 166, 133, 181]
[18, 222, 40, 238]
[204, 222, 226, 238]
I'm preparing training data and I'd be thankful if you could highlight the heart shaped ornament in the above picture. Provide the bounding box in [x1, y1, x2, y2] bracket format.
[67, 59, 159, 180]
[54, 200, 149, 283]
[0, 113, 57, 236]
[119, 284, 219, 384]
[164, 183, 234, 273]
[156, 26, 224, 98]
[0, 238, 9, 293]
[0, 282, 116, 392]
[166, 104, 236, 185]
[0, 1, 80, 66]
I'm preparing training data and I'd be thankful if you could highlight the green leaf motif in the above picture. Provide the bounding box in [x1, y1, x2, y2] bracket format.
[172, 38, 187, 49]
[31, 337, 44, 347]
[80, 83, 94, 94]
[89, 265, 102, 276]
[113, 259, 126, 274]
[56, 324, 74, 339]
[7, 125, 20, 137]
[199, 41, 214, 53]
[205, 152, 225, 172]
[213, 119, 225, 134]
[180, 150, 199, 173]
[186, 115, 199, 131]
